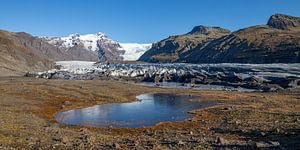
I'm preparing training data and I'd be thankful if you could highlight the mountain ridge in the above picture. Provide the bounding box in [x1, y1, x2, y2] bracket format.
[139, 14, 300, 63]
[139, 26, 230, 63]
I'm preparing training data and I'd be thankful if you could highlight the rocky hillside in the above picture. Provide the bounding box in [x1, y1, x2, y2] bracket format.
[139, 14, 300, 63]
[139, 26, 230, 63]
[0, 30, 54, 76]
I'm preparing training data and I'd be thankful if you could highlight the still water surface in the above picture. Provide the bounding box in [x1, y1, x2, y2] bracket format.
[56, 94, 216, 128]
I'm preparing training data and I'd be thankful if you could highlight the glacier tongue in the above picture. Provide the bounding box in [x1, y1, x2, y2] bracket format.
[33, 63, 300, 92]
[119, 43, 152, 61]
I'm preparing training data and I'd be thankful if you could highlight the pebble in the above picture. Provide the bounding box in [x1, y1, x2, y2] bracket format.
[269, 141, 280, 146]
[224, 106, 233, 110]
[200, 120, 208, 124]
[216, 136, 228, 145]
[178, 140, 185, 145]
[255, 141, 280, 148]
[63, 101, 72, 106]
[135, 146, 144, 150]
[113, 143, 121, 149]
[62, 136, 70, 145]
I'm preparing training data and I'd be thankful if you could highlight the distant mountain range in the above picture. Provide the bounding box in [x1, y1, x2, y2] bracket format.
[139, 14, 300, 63]
[42, 33, 151, 61]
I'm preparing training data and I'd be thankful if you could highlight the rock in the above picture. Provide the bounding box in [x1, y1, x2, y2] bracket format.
[247, 76, 269, 83]
[63, 101, 72, 106]
[216, 136, 228, 145]
[135, 146, 144, 150]
[260, 132, 266, 136]
[235, 120, 241, 124]
[87, 135, 96, 144]
[62, 136, 71, 145]
[200, 120, 208, 124]
[163, 72, 172, 82]
[178, 140, 185, 145]
[154, 74, 161, 84]
[255, 141, 269, 148]
[276, 128, 281, 133]
[255, 141, 280, 148]
[52, 136, 61, 142]
[224, 106, 233, 110]
[269, 141, 280, 147]
[113, 143, 121, 149]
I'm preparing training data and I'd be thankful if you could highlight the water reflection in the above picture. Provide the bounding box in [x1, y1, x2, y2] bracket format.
[56, 94, 216, 128]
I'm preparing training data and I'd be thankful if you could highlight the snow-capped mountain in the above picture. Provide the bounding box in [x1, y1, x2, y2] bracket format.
[42, 32, 151, 61]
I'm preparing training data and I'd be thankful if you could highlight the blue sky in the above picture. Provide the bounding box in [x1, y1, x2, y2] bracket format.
[0, 0, 299, 43]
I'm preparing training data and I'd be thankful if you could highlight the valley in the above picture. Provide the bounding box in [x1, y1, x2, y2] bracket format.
[0, 7, 299, 149]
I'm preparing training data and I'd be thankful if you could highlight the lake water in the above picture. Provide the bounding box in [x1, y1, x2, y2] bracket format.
[55, 94, 217, 128]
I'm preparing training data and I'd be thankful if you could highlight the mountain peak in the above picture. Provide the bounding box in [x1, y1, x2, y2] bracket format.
[187, 25, 230, 35]
[267, 14, 300, 30]
[97, 32, 105, 36]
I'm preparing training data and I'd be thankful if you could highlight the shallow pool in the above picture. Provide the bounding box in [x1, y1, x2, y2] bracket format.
[55, 94, 217, 128]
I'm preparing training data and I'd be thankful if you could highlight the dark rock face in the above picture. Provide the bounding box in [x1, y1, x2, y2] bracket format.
[97, 38, 125, 62]
[62, 45, 99, 61]
[139, 14, 300, 64]
[267, 14, 300, 30]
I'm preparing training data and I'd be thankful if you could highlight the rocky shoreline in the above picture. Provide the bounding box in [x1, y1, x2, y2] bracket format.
[28, 63, 300, 92]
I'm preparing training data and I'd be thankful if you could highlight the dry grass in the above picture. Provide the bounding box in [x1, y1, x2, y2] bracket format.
[0, 77, 299, 149]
